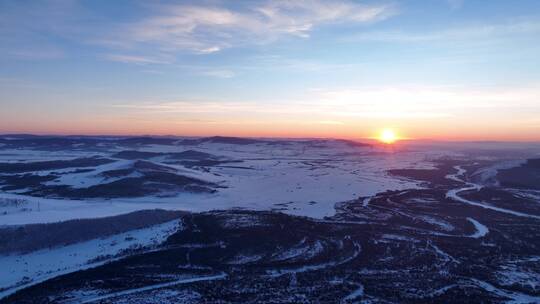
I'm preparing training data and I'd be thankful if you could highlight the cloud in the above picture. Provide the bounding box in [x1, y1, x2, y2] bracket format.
[107, 1, 396, 56]
[105, 54, 172, 65]
[110, 84, 540, 122]
[0, 1, 395, 65]
[198, 46, 221, 54]
[345, 19, 540, 43]
[318, 120, 345, 125]
[253, 1, 396, 37]
[0, 0, 89, 61]
[199, 70, 236, 78]
[8, 48, 64, 60]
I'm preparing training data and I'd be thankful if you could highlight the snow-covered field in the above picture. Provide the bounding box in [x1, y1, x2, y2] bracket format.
[0, 137, 445, 299]
[0, 219, 181, 299]
[3, 136, 540, 303]
[0, 140, 443, 224]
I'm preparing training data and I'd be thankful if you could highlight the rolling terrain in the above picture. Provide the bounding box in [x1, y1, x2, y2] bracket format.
[1, 136, 540, 303]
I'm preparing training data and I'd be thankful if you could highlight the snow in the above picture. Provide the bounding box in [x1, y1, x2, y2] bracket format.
[407, 197, 439, 204]
[405, 284, 460, 299]
[0, 192, 199, 225]
[79, 288, 202, 304]
[510, 189, 540, 202]
[470, 160, 525, 185]
[207, 152, 423, 218]
[214, 213, 271, 229]
[41, 158, 222, 189]
[0, 219, 181, 299]
[0, 149, 102, 162]
[381, 234, 420, 242]
[445, 165, 467, 183]
[44, 159, 135, 188]
[342, 284, 364, 302]
[271, 239, 324, 262]
[226, 254, 263, 265]
[0, 144, 432, 224]
[466, 217, 489, 238]
[267, 241, 361, 277]
[468, 278, 540, 304]
[446, 166, 540, 220]
[496, 256, 540, 291]
[420, 216, 455, 231]
[497, 270, 540, 291]
[76, 273, 227, 304]
[430, 242, 460, 264]
[362, 196, 371, 207]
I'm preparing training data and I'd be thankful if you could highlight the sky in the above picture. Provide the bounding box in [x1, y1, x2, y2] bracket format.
[1, 0, 540, 141]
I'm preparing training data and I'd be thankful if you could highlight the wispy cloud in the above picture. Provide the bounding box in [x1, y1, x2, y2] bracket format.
[318, 120, 345, 125]
[105, 54, 172, 65]
[0, 0, 88, 60]
[110, 84, 540, 122]
[199, 69, 236, 78]
[345, 19, 540, 43]
[8, 48, 65, 60]
[103, 0, 396, 59]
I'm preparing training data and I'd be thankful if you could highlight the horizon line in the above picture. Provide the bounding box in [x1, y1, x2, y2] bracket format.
[2, 132, 540, 144]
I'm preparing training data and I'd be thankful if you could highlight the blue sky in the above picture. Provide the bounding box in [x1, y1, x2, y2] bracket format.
[1, 0, 540, 140]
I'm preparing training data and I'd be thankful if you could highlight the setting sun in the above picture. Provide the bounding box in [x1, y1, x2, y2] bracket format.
[379, 129, 398, 144]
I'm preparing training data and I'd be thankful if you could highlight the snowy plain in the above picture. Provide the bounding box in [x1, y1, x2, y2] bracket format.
[3, 137, 538, 302]
[0, 141, 444, 225]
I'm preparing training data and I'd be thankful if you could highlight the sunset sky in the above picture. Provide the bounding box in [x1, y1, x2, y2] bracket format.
[1, 0, 540, 141]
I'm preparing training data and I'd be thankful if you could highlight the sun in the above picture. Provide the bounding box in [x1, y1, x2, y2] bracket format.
[379, 129, 398, 144]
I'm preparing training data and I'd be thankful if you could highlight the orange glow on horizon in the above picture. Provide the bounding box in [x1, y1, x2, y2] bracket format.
[2, 118, 540, 142]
